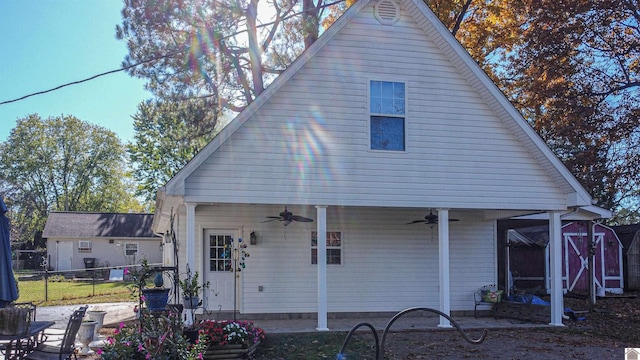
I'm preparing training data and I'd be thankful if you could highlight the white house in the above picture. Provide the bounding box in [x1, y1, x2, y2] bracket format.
[152, 0, 606, 329]
[43, 212, 162, 271]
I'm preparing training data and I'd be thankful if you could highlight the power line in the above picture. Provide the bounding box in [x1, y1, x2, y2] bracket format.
[0, 0, 346, 106]
[0, 56, 170, 106]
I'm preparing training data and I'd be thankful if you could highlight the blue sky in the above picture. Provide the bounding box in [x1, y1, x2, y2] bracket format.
[0, 1, 151, 144]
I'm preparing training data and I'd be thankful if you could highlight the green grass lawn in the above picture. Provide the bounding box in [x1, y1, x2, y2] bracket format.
[17, 279, 134, 306]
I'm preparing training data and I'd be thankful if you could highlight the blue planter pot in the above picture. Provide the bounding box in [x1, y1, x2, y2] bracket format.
[142, 288, 170, 311]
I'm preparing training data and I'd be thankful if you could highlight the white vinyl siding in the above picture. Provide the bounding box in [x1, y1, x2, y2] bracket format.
[183, 4, 567, 211]
[180, 204, 495, 314]
[47, 237, 162, 270]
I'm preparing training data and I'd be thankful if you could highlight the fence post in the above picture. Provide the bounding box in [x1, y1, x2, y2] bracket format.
[44, 266, 48, 302]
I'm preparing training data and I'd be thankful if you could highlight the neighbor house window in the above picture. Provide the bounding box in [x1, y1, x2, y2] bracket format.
[311, 231, 342, 265]
[370, 80, 405, 151]
[125, 243, 138, 256]
[78, 241, 92, 253]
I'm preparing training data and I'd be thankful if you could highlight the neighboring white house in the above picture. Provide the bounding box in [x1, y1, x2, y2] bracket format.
[152, 0, 607, 329]
[43, 212, 162, 271]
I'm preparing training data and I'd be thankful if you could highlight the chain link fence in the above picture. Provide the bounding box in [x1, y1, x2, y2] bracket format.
[14, 263, 162, 304]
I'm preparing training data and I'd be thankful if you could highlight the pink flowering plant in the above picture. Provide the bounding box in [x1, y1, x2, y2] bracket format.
[99, 312, 207, 360]
[193, 320, 265, 347]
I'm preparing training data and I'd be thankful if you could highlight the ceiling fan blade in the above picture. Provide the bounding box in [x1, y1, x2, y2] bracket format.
[262, 218, 281, 223]
[292, 215, 314, 223]
[406, 220, 427, 224]
[450, 218, 460, 222]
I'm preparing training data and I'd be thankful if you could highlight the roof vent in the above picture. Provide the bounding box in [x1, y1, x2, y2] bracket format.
[375, 0, 400, 25]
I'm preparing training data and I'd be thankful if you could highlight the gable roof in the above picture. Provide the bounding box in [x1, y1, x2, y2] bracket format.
[612, 224, 640, 249]
[42, 212, 158, 239]
[159, 0, 592, 211]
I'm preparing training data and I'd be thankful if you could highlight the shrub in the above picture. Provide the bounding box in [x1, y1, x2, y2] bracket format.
[99, 312, 206, 360]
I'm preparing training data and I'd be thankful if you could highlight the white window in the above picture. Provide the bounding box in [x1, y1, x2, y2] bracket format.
[311, 231, 342, 265]
[370, 80, 405, 151]
[78, 241, 92, 253]
[125, 243, 138, 256]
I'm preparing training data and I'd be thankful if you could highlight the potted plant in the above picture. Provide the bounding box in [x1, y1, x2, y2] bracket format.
[179, 271, 210, 310]
[134, 259, 170, 312]
[190, 319, 265, 359]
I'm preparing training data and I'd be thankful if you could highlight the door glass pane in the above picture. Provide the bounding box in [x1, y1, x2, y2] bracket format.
[209, 235, 233, 272]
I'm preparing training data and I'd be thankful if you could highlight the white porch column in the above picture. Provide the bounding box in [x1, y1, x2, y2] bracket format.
[548, 211, 564, 326]
[185, 203, 197, 273]
[437, 209, 452, 328]
[184, 202, 197, 326]
[316, 205, 329, 331]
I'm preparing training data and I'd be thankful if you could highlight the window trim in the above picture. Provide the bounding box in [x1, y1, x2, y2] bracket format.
[368, 79, 407, 152]
[124, 242, 139, 257]
[311, 231, 343, 265]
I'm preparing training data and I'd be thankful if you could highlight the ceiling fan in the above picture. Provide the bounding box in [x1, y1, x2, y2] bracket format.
[263, 206, 314, 226]
[406, 210, 459, 228]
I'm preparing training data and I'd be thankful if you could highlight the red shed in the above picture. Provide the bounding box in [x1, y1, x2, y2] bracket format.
[507, 221, 623, 294]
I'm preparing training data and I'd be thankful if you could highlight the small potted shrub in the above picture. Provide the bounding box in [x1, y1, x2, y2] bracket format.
[179, 271, 210, 310]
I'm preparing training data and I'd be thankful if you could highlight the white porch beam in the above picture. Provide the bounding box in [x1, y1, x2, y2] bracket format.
[548, 211, 564, 326]
[185, 203, 196, 272]
[316, 205, 329, 331]
[437, 208, 452, 328]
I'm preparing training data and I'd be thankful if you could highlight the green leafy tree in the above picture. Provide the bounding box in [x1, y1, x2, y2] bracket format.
[478, 0, 639, 223]
[128, 100, 217, 202]
[425, 0, 640, 223]
[0, 114, 140, 244]
[116, 0, 334, 120]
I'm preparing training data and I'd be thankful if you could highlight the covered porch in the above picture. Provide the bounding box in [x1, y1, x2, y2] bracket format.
[153, 200, 607, 330]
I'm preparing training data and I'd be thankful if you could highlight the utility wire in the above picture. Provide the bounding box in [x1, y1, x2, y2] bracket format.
[0, 0, 346, 106]
[0, 55, 171, 106]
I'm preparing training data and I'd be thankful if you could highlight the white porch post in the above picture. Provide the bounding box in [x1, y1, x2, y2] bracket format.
[437, 209, 452, 328]
[548, 211, 564, 326]
[185, 203, 197, 269]
[316, 205, 329, 331]
[184, 202, 197, 326]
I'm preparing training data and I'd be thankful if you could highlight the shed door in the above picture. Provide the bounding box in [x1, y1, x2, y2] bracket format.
[204, 231, 236, 311]
[564, 232, 590, 292]
[57, 242, 73, 271]
[564, 232, 604, 292]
